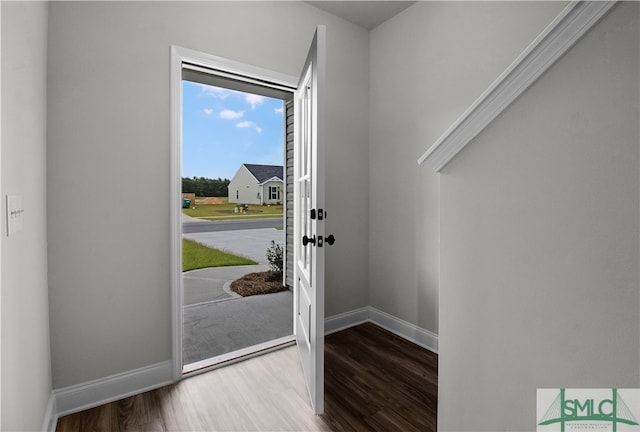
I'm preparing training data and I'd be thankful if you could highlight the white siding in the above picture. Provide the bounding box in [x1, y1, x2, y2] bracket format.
[262, 180, 283, 205]
[228, 165, 261, 205]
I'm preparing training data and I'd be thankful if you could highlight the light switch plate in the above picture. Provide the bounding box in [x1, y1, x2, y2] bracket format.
[6, 195, 24, 236]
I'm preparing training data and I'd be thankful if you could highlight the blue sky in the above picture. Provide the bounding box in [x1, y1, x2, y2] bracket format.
[182, 80, 284, 180]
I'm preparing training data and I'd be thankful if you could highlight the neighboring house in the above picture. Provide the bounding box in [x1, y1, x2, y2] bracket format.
[228, 163, 283, 205]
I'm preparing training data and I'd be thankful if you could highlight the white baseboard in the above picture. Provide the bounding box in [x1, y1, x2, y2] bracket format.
[51, 309, 435, 421]
[54, 360, 173, 417]
[368, 307, 439, 354]
[325, 307, 370, 335]
[325, 307, 439, 354]
[42, 391, 58, 432]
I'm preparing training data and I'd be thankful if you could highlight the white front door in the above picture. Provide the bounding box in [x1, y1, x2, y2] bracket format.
[293, 25, 326, 416]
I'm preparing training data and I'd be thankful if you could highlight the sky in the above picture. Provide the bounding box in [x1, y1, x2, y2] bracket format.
[182, 80, 285, 180]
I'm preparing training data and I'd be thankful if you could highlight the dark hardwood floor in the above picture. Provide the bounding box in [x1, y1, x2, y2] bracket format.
[324, 323, 438, 431]
[56, 323, 437, 431]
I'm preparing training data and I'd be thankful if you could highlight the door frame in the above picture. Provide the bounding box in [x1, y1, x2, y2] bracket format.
[170, 45, 297, 380]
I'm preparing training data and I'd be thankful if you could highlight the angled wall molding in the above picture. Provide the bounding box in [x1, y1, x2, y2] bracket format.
[417, 0, 617, 172]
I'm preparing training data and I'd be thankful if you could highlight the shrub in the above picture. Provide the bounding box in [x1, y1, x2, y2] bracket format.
[266, 241, 283, 273]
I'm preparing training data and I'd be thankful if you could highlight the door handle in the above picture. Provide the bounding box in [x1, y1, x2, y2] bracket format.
[302, 235, 316, 246]
[326, 234, 336, 246]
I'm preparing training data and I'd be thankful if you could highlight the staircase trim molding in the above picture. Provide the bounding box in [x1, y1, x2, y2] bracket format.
[417, 0, 617, 172]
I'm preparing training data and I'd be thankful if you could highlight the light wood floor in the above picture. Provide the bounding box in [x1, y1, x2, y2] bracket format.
[56, 323, 437, 431]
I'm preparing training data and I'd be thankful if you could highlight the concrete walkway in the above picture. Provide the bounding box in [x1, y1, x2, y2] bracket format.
[183, 288, 292, 366]
[182, 265, 292, 366]
[181, 222, 291, 367]
[183, 265, 265, 306]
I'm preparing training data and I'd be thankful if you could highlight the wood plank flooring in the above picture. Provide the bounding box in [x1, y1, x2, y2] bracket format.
[55, 323, 437, 431]
[324, 323, 438, 432]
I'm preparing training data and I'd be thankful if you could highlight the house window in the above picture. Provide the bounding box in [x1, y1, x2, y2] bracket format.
[269, 186, 280, 200]
[236, 190, 239, 199]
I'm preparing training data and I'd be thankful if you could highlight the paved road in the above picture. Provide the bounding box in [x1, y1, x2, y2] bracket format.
[182, 217, 282, 233]
[184, 228, 284, 264]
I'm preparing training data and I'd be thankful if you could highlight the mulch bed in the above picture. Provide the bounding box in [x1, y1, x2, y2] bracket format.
[230, 271, 288, 297]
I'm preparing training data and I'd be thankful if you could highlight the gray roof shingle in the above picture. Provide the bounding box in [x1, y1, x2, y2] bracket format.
[244, 164, 283, 184]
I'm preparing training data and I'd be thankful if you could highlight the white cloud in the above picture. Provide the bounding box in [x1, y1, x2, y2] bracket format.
[195, 83, 233, 99]
[245, 94, 265, 109]
[236, 121, 262, 133]
[219, 109, 244, 119]
[203, 108, 214, 116]
[274, 107, 284, 114]
[236, 121, 254, 128]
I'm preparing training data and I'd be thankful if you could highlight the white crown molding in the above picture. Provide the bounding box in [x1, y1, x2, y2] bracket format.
[54, 361, 173, 417]
[417, 0, 617, 172]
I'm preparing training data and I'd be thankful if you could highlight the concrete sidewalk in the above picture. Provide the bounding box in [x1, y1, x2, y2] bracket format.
[181, 219, 290, 366]
[182, 264, 292, 367]
[182, 213, 201, 223]
[183, 265, 267, 306]
[183, 288, 293, 366]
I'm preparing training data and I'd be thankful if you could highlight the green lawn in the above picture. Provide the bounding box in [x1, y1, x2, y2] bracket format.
[182, 197, 283, 221]
[182, 238, 257, 272]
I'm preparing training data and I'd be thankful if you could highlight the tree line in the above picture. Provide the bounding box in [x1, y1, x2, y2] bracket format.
[182, 177, 230, 197]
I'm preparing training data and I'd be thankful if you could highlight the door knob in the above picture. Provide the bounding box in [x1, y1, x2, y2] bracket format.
[302, 235, 316, 246]
[326, 234, 335, 245]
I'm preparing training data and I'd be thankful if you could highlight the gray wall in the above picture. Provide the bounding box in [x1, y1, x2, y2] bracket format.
[438, 2, 639, 430]
[1, 2, 52, 430]
[7, 2, 637, 430]
[369, 1, 566, 337]
[46, 1, 369, 389]
[370, 1, 639, 428]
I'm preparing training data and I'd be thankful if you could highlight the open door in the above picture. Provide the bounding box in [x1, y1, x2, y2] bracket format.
[293, 25, 326, 415]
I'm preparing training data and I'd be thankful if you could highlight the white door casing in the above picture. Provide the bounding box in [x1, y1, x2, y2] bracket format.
[293, 25, 326, 416]
[170, 28, 327, 415]
[170, 46, 296, 378]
